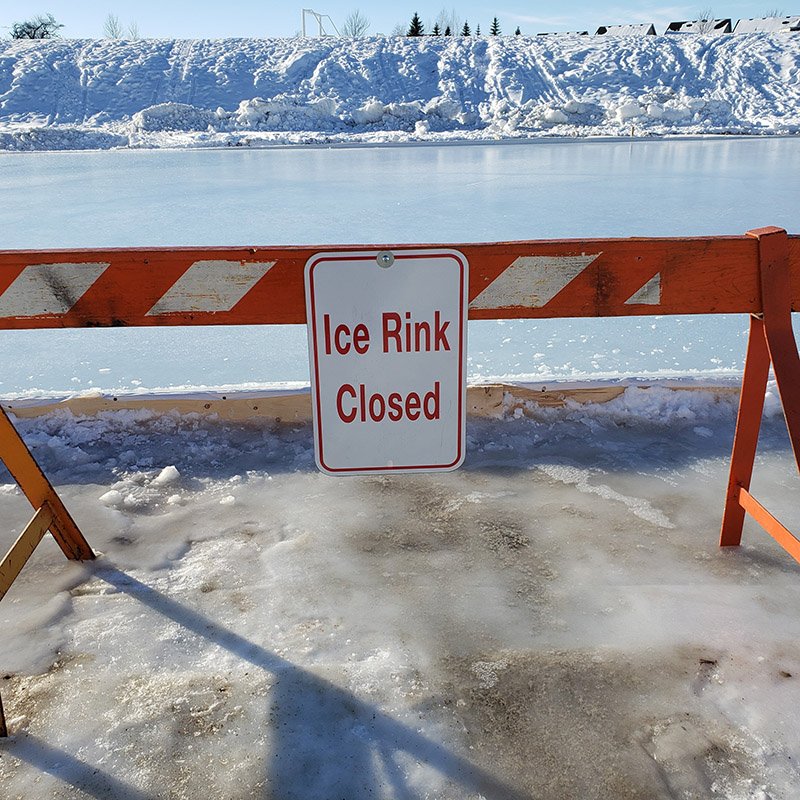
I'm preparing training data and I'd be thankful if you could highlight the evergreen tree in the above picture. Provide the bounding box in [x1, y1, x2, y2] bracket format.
[461, 21, 470, 35]
[490, 17, 501, 35]
[432, 22, 441, 35]
[407, 12, 424, 36]
[476, 24, 481, 35]
[445, 25, 451, 35]
[515, 26, 521, 35]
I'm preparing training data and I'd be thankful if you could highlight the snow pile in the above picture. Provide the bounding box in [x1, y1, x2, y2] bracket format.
[0, 34, 798, 150]
[9, 406, 314, 485]
[131, 102, 217, 132]
[509, 383, 739, 426]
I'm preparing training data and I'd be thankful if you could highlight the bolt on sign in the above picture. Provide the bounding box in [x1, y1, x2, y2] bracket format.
[305, 249, 468, 475]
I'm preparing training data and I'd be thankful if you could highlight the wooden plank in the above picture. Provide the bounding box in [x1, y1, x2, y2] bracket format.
[720, 316, 771, 547]
[5, 391, 316, 423]
[0, 234, 796, 328]
[0, 503, 53, 601]
[738, 488, 800, 564]
[1, 383, 739, 422]
[758, 228, 800, 470]
[0, 407, 94, 561]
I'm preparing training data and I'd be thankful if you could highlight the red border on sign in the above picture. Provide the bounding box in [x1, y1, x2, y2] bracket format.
[308, 251, 467, 474]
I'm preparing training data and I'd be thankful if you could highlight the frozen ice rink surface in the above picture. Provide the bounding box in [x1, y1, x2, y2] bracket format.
[0, 136, 798, 395]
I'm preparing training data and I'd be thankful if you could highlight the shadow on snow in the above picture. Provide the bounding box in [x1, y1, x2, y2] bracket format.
[6, 562, 530, 800]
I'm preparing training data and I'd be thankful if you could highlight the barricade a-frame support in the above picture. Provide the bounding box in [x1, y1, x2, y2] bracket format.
[0, 405, 95, 736]
[720, 227, 800, 561]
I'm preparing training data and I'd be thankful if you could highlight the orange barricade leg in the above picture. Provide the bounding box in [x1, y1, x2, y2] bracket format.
[0, 405, 95, 736]
[720, 227, 800, 561]
[0, 406, 94, 564]
[759, 230, 800, 468]
[720, 315, 771, 546]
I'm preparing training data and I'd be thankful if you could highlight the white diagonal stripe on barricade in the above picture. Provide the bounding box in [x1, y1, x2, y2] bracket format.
[0, 262, 111, 318]
[624, 273, 661, 305]
[146, 260, 276, 316]
[469, 254, 601, 309]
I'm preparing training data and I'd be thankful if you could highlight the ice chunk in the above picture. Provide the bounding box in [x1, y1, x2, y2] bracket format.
[153, 465, 181, 486]
[564, 100, 593, 115]
[131, 103, 216, 133]
[99, 489, 123, 507]
[352, 100, 385, 125]
[616, 101, 644, 122]
[543, 108, 569, 124]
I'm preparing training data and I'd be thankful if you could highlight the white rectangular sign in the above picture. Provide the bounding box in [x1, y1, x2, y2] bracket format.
[305, 249, 468, 475]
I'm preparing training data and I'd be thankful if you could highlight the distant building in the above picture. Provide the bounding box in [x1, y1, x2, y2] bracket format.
[536, 31, 589, 37]
[666, 19, 732, 34]
[733, 16, 800, 33]
[595, 23, 656, 36]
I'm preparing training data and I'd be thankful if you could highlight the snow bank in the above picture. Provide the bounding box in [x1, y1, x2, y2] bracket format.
[0, 34, 798, 150]
[0, 383, 742, 489]
[506, 383, 739, 426]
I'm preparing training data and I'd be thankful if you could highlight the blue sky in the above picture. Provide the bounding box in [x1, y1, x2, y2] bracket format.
[1, 2, 788, 38]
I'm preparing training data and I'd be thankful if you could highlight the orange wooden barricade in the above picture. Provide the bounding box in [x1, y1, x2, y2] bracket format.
[0, 227, 798, 736]
[719, 228, 800, 556]
[0, 234, 798, 327]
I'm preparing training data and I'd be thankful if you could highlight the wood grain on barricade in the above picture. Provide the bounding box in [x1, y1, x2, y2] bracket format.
[0, 235, 797, 328]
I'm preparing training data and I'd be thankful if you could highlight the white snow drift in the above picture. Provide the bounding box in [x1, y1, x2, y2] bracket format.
[0, 34, 798, 150]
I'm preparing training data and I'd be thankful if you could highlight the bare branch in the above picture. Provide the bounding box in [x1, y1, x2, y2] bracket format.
[435, 8, 461, 37]
[10, 13, 63, 39]
[695, 8, 716, 33]
[341, 9, 370, 38]
[103, 12, 123, 38]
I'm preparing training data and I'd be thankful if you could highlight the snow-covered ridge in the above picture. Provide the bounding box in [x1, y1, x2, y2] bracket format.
[0, 34, 798, 150]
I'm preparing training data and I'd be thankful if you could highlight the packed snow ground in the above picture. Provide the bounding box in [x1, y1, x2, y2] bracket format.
[1, 385, 800, 798]
[1, 34, 799, 150]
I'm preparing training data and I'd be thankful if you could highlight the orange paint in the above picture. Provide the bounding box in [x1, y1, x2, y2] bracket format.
[719, 228, 800, 566]
[0, 235, 797, 328]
